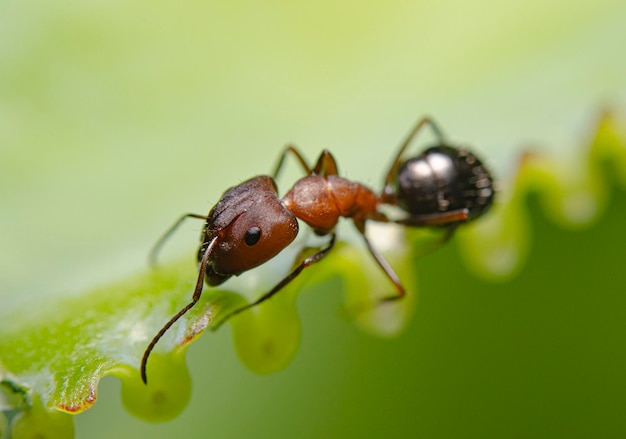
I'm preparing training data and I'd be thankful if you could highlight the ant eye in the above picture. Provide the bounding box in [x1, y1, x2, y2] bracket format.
[244, 227, 261, 246]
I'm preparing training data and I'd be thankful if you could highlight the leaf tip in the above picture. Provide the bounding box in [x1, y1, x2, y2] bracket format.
[9, 399, 75, 439]
[118, 354, 192, 423]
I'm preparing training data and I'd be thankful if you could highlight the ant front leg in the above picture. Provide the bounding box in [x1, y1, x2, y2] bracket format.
[272, 146, 340, 179]
[382, 117, 446, 202]
[211, 233, 337, 330]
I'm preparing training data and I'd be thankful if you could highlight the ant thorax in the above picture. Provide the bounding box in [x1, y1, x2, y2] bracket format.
[282, 175, 379, 235]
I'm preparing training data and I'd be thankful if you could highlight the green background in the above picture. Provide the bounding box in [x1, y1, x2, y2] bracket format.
[2, 0, 626, 437]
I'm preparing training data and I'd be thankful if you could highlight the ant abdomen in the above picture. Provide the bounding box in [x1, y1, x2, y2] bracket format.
[396, 145, 494, 222]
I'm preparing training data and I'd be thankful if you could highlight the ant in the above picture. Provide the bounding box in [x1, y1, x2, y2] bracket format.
[140, 117, 494, 384]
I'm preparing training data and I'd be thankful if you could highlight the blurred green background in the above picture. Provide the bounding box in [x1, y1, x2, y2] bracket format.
[2, 0, 626, 437]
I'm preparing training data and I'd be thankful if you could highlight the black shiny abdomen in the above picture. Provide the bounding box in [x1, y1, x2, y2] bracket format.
[396, 145, 494, 221]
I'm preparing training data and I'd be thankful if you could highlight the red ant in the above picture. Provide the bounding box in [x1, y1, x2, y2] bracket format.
[140, 117, 494, 384]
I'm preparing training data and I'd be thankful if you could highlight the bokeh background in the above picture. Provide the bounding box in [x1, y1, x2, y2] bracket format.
[2, 0, 626, 437]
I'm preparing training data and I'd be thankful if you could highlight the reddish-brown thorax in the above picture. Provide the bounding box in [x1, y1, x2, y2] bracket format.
[281, 175, 381, 234]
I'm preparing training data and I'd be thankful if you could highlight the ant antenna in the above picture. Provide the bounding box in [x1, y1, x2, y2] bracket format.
[148, 213, 209, 267]
[141, 236, 218, 384]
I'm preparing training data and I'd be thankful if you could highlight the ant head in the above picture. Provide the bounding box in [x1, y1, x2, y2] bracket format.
[199, 176, 299, 285]
[396, 145, 494, 221]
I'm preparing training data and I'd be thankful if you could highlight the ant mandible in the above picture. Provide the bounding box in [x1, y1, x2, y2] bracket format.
[140, 117, 494, 384]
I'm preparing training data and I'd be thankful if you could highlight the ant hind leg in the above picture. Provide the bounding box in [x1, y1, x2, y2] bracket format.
[382, 117, 447, 200]
[395, 208, 469, 227]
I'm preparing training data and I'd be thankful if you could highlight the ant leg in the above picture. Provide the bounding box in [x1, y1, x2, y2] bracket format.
[272, 145, 313, 179]
[149, 213, 209, 267]
[382, 117, 446, 201]
[358, 228, 406, 303]
[273, 146, 340, 178]
[141, 236, 218, 384]
[395, 208, 469, 227]
[311, 149, 339, 176]
[394, 212, 465, 258]
[407, 224, 458, 259]
[212, 233, 337, 330]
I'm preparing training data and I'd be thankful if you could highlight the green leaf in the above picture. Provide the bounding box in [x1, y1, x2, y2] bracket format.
[0, 239, 415, 428]
[1, 259, 200, 420]
[8, 399, 74, 439]
[1, 111, 624, 437]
